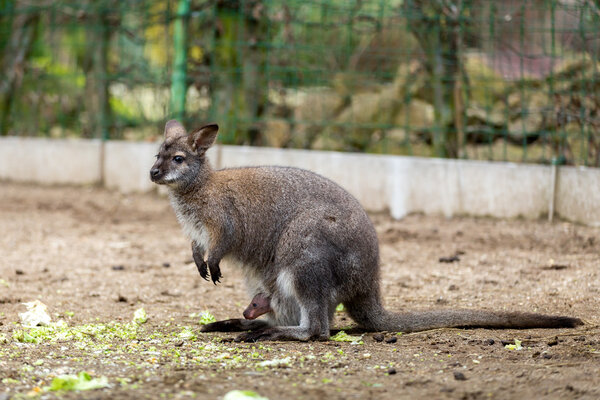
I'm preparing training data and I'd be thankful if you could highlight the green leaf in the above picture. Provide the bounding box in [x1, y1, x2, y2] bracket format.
[48, 372, 109, 391]
[329, 331, 363, 344]
[223, 390, 269, 400]
[132, 308, 148, 324]
[504, 339, 523, 351]
[198, 310, 216, 325]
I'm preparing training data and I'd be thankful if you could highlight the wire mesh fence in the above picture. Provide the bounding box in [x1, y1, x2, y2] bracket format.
[1, 0, 599, 166]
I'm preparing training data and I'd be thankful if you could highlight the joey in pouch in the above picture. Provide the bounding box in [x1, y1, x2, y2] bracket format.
[243, 293, 272, 320]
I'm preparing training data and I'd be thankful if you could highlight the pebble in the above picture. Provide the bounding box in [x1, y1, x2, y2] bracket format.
[453, 371, 467, 381]
[373, 333, 384, 342]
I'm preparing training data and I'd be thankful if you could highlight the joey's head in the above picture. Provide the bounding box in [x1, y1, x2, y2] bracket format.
[150, 120, 218, 189]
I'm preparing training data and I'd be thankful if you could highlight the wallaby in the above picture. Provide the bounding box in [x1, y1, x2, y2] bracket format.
[150, 120, 583, 342]
[243, 293, 272, 320]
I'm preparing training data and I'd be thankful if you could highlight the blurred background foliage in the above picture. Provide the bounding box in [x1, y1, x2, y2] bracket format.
[1, 0, 599, 166]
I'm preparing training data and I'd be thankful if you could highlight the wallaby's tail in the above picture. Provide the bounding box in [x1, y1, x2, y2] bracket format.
[345, 296, 583, 333]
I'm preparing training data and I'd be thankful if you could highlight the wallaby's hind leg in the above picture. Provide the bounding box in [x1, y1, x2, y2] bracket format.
[235, 264, 332, 342]
[200, 319, 270, 333]
[235, 303, 330, 342]
[344, 291, 387, 332]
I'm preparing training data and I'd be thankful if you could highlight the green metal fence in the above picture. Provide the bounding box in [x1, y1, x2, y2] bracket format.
[1, 0, 599, 166]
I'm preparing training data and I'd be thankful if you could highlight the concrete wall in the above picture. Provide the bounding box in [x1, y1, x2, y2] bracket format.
[556, 166, 600, 225]
[387, 157, 552, 220]
[103, 141, 161, 193]
[1, 136, 599, 226]
[0, 137, 102, 185]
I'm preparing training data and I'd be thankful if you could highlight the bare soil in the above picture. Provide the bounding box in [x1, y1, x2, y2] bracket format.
[0, 181, 599, 399]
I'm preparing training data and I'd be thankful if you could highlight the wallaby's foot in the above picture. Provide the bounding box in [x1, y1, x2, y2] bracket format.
[200, 318, 270, 333]
[235, 327, 330, 342]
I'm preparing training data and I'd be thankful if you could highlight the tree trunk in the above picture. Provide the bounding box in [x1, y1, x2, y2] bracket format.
[403, 0, 471, 158]
[0, 12, 38, 135]
[210, 0, 268, 145]
[82, 5, 112, 139]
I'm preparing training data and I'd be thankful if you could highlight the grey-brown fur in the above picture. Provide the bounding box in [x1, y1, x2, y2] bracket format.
[150, 120, 583, 342]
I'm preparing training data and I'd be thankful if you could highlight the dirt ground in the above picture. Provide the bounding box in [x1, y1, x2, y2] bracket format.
[0, 181, 599, 400]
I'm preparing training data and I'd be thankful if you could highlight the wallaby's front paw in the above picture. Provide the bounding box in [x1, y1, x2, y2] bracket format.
[192, 246, 209, 281]
[208, 261, 222, 285]
[196, 260, 209, 280]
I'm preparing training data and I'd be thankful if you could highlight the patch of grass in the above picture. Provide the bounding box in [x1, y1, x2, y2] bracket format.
[329, 331, 363, 344]
[12, 320, 140, 345]
[198, 311, 216, 325]
[48, 371, 109, 392]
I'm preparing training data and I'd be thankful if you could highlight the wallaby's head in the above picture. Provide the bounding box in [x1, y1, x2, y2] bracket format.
[150, 120, 218, 189]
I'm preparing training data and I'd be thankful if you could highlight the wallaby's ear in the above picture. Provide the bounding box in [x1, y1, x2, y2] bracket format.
[164, 120, 187, 140]
[189, 124, 219, 153]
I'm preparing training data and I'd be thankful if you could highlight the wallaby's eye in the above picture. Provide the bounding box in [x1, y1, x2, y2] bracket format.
[252, 303, 257, 307]
[173, 155, 184, 164]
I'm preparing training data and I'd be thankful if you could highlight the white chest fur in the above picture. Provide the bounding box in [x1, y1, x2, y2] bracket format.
[169, 193, 210, 252]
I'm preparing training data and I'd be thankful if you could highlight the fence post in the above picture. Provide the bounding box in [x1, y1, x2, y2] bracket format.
[170, 0, 190, 121]
[548, 156, 565, 222]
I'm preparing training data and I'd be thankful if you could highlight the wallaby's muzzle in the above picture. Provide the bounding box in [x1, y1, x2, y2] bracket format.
[149, 161, 165, 183]
[150, 168, 161, 180]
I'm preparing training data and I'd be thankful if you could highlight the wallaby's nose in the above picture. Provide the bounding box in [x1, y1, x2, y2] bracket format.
[150, 168, 161, 179]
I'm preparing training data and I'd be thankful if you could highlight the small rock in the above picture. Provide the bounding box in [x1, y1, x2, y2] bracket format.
[439, 255, 460, 263]
[453, 371, 467, 381]
[547, 337, 559, 346]
[385, 336, 397, 344]
[162, 262, 171, 268]
[448, 284, 459, 291]
[486, 339, 495, 345]
[15, 269, 24, 275]
[117, 295, 128, 302]
[373, 333, 384, 342]
[112, 265, 125, 271]
[542, 353, 553, 359]
[174, 341, 184, 347]
[387, 368, 397, 375]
